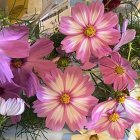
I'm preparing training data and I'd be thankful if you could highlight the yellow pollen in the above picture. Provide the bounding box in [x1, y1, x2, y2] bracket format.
[137, 96, 140, 101]
[109, 113, 120, 122]
[115, 66, 124, 75]
[135, 129, 140, 139]
[12, 59, 23, 68]
[60, 93, 70, 104]
[84, 26, 96, 37]
[118, 96, 125, 103]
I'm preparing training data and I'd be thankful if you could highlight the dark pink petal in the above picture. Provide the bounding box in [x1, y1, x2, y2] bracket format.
[108, 121, 125, 139]
[11, 115, 21, 124]
[103, 73, 117, 85]
[29, 38, 54, 60]
[89, 1, 104, 25]
[61, 34, 84, 53]
[95, 12, 118, 29]
[80, 61, 96, 70]
[0, 25, 29, 41]
[0, 40, 29, 58]
[111, 52, 122, 64]
[59, 16, 83, 35]
[71, 3, 89, 27]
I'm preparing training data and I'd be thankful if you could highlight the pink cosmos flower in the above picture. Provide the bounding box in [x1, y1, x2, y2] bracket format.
[59, 1, 120, 63]
[114, 19, 136, 51]
[11, 38, 56, 97]
[33, 66, 98, 131]
[0, 26, 30, 83]
[0, 81, 21, 100]
[87, 105, 132, 139]
[0, 97, 25, 116]
[91, 96, 140, 125]
[99, 52, 137, 90]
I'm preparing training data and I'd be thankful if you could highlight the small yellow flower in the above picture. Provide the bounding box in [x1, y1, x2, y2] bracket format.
[71, 129, 115, 140]
[128, 123, 140, 140]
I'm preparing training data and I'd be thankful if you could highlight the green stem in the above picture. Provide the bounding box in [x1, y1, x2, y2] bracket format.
[128, 43, 133, 61]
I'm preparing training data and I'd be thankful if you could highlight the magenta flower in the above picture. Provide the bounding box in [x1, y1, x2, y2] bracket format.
[87, 105, 132, 139]
[0, 25, 30, 83]
[0, 81, 21, 100]
[59, 1, 120, 63]
[11, 38, 56, 97]
[99, 52, 137, 90]
[114, 19, 136, 51]
[0, 97, 25, 116]
[33, 66, 98, 131]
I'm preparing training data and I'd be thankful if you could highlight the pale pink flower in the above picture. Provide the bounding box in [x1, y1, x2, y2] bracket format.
[91, 96, 140, 125]
[87, 105, 132, 139]
[0, 97, 25, 116]
[59, 1, 120, 63]
[114, 19, 136, 51]
[33, 66, 98, 131]
[99, 52, 137, 90]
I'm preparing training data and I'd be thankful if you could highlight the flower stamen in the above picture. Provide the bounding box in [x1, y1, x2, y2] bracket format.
[109, 113, 120, 122]
[60, 93, 70, 104]
[115, 66, 124, 75]
[84, 26, 96, 37]
[118, 96, 125, 103]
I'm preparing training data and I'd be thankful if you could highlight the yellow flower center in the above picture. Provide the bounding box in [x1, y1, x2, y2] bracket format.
[115, 66, 124, 75]
[89, 134, 99, 140]
[135, 129, 140, 139]
[109, 113, 120, 122]
[137, 96, 140, 101]
[118, 96, 125, 103]
[11, 58, 25, 68]
[60, 93, 70, 104]
[84, 26, 96, 37]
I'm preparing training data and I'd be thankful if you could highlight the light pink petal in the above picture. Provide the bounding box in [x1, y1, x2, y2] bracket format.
[0, 97, 6, 115]
[113, 29, 136, 51]
[76, 38, 91, 63]
[87, 116, 109, 131]
[29, 38, 54, 60]
[95, 12, 118, 29]
[36, 86, 59, 102]
[124, 97, 140, 122]
[0, 40, 29, 58]
[44, 69, 64, 94]
[91, 100, 116, 124]
[65, 105, 87, 131]
[90, 38, 112, 58]
[59, 16, 83, 35]
[96, 29, 120, 45]
[61, 34, 84, 53]
[89, 1, 104, 25]
[71, 96, 98, 115]
[33, 100, 59, 117]
[122, 19, 129, 33]
[71, 3, 89, 27]
[45, 105, 65, 131]
[5, 98, 25, 116]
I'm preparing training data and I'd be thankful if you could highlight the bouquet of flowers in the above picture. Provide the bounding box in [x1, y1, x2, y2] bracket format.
[0, 0, 140, 140]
